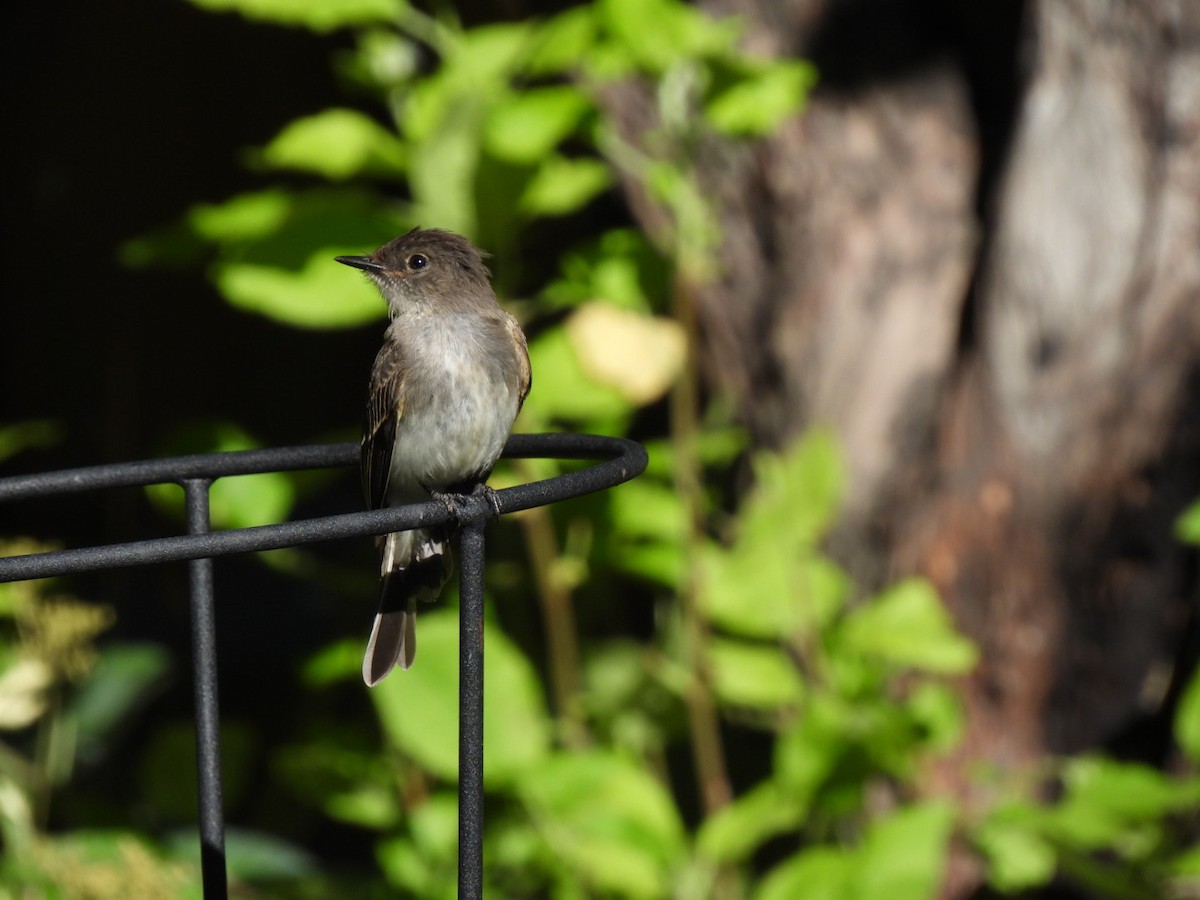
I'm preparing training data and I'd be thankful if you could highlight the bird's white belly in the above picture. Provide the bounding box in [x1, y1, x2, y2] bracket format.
[386, 334, 519, 498]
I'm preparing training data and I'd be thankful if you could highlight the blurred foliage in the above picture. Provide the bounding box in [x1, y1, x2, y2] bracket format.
[4, 0, 1199, 897]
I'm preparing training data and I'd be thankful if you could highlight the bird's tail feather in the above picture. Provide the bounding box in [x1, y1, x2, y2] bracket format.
[363, 527, 453, 686]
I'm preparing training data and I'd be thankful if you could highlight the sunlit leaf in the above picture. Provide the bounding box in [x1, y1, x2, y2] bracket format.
[517, 751, 686, 897]
[838, 579, 978, 674]
[144, 422, 295, 530]
[1051, 756, 1200, 839]
[975, 808, 1057, 893]
[772, 695, 846, 804]
[485, 87, 590, 163]
[188, 189, 294, 242]
[258, 108, 406, 179]
[706, 61, 816, 136]
[1176, 667, 1200, 764]
[755, 847, 852, 900]
[565, 302, 685, 405]
[527, 7, 598, 75]
[371, 611, 550, 785]
[184, 0, 403, 32]
[740, 429, 843, 554]
[597, 0, 738, 75]
[301, 638, 363, 686]
[542, 228, 666, 313]
[709, 638, 804, 711]
[519, 156, 612, 217]
[1176, 499, 1200, 544]
[699, 780, 804, 863]
[853, 801, 955, 900]
[905, 681, 966, 753]
[608, 477, 687, 543]
[701, 544, 846, 640]
[217, 247, 386, 328]
[0, 657, 52, 729]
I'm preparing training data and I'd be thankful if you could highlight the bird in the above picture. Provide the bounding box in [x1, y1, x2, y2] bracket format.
[335, 228, 531, 686]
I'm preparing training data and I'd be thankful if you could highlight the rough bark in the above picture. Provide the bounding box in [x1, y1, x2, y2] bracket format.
[609, 1, 1200, 894]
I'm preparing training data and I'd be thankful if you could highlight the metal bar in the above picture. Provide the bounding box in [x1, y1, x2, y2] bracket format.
[0, 443, 357, 501]
[457, 511, 487, 899]
[184, 479, 227, 899]
[0, 432, 651, 898]
[0, 436, 649, 583]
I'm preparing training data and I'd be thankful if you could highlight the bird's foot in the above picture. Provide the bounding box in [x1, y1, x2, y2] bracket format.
[471, 482, 504, 517]
[430, 484, 503, 522]
[427, 490, 459, 521]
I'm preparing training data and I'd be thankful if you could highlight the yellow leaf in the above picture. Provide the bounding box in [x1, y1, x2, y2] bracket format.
[564, 302, 685, 405]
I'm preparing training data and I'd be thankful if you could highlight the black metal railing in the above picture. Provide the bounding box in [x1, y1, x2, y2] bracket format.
[0, 432, 647, 899]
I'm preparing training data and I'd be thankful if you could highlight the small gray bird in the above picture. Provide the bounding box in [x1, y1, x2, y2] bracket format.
[336, 228, 531, 686]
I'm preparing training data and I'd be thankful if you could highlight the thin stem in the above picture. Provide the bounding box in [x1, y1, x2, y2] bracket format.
[671, 274, 731, 814]
[515, 459, 589, 749]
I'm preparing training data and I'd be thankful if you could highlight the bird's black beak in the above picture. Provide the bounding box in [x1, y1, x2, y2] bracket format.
[335, 255, 386, 272]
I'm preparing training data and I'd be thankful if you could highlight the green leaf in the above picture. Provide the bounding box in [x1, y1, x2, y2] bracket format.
[698, 779, 805, 863]
[526, 7, 598, 75]
[405, 94, 485, 237]
[301, 638, 363, 686]
[183, 0, 403, 32]
[597, 0, 739, 75]
[1053, 757, 1199, 838]
[216, 246, 385, 328]
[517, 751, 686, 898]
[542, 228, 667, 313]
[608, 478, 687, 543]
[853, 801, 955, 900]
[485, 87, 590, 163]
[1170, 843, 1200, 877]
[447, 22, 534, 85]
[519, 156, 612, 217]
[371, 611, 550, 786]
[188, 189, 294, 242]
[274, 734, 400, 829]
[740, 429, 843, 554]
[1176, 499, 1200, 544]
[905, 681, 966, 753]
[258, 108, 405, 179]
[706, 61, 816, 136]
[144, 422, 295, 530]
[755, 847, 853, 900]
[975, 806, 1057, 892]
[223, 827, 318, 879]
[709, 638, 804, 711]
[701, 544, 848, 640]
[772, 695, 846, 805]
[183, 187, 406, 327]
[839, 579, 979, 674]
[1176, 666, 1200, 763]
[408, 792, 460, 862]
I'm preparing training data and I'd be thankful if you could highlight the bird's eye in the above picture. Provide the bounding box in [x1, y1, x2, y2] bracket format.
[408, 254, 429, 270]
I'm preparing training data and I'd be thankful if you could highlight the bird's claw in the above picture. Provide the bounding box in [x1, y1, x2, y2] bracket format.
[430, 484, 503, 521]
[471, 482, 504, 517]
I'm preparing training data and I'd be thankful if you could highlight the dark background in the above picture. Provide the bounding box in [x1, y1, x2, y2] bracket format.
[1, 2, 395, 851]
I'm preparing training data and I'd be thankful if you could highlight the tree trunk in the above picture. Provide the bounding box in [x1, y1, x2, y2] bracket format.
[613, 0, 1200, 894]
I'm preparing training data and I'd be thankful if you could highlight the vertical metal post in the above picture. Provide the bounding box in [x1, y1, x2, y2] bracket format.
[457, 517, 486, 899]
[183, 478, 228, 900]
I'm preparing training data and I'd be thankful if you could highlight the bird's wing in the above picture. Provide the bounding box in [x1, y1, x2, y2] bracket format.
[362, 340, 406, 510]
[505, 312, 532, 410]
